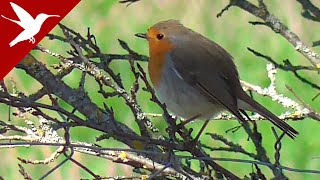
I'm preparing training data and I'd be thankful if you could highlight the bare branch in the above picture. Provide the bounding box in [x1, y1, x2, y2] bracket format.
[219, 0, 320, 67]
[296, 0, 320, 22]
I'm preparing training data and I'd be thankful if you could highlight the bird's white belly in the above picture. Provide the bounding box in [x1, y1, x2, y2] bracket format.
[154, 58, 224, 120]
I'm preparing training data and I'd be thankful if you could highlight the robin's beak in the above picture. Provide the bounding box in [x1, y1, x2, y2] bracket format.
[135, 33, 147, 39]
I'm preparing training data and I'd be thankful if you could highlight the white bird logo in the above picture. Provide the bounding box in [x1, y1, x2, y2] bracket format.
[1, 2, 60, 47]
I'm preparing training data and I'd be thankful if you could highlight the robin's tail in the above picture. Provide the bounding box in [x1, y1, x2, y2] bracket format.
[238, 92, 298, 139]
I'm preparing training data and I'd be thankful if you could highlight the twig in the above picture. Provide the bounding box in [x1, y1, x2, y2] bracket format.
[18, 164, 32, 180]
[296, 0, 320, 22]
[286, 85, 320, 120]
[206, 133, 257, 159]
[247, 47, 320, 91]
[241, 63, 311, 117]
[18, 146, 64, 165]
[1, 141, 320, 175]
[119, 0, 141, 6]
[219, 0, 320, 67]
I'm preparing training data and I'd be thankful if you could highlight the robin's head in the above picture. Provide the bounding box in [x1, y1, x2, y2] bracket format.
[135, 20, 189, 55]
[135, 20, 183, 40]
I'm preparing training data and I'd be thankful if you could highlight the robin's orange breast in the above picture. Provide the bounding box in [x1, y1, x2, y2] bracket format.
[148, 35, 174, 87]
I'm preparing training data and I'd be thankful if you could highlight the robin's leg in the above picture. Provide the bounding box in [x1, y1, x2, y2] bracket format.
[193, 119, 210, 143]
[176, 114, 209, 147]
[176, 114, 201, 129]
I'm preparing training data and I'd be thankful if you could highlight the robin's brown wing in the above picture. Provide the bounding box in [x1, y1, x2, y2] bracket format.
[169, 35, 298, 138]
[169, 36, 246, 122]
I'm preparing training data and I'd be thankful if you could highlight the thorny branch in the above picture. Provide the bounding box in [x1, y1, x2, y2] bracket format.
[0, 0, 319, 179]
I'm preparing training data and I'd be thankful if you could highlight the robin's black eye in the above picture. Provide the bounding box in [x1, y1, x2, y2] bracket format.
[156, 34, 164, 40]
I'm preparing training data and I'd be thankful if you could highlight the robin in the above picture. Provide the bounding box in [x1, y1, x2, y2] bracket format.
[135, 19, 298, 139]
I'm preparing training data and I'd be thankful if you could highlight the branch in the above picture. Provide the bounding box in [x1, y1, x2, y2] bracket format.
[17, 54, 145, 145]
[219, 0, 320, 67]
[2, 141, 320, 175]
[296, 0, 320, 22]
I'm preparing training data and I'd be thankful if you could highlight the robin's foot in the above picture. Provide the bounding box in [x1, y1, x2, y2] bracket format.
[176, 114, 201, 129]
[171, 114, 201, 140]
[183, 138, 199, 150]
[183, 119, 210, 150]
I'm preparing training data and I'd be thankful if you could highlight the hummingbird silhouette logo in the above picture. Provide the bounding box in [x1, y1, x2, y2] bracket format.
[1, 2, 60, 47]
